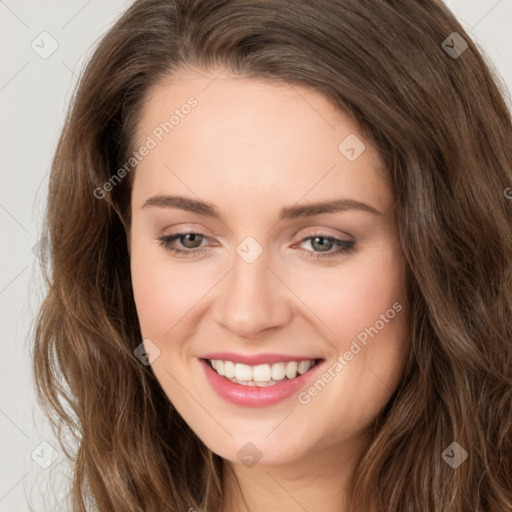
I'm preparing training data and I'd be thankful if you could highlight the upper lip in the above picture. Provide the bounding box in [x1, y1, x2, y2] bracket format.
[201, 352, 324, 366]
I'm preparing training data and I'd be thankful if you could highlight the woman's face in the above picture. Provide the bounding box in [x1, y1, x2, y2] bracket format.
[129, 69, 409, 466]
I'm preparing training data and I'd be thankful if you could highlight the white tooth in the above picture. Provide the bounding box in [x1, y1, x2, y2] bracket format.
[255, 381, 273, 387]
[216, 360, 225, 376]
[253, 364, 271, 382]
[235, 363, 253, 381]
[297, 360, 312, 375]
[285, 361, 298, 379]
[214, 359, 315, 381]
[271, 362, 286, 381]
[224, 360, 236, 378]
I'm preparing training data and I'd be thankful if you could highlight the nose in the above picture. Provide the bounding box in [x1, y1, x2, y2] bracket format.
[212, 248, 293, 339]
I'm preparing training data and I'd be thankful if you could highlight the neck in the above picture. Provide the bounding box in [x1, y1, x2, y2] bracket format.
[220, 430, 373, 512]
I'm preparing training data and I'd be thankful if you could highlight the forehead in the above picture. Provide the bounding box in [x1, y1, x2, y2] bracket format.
[131, 70, 392, 215]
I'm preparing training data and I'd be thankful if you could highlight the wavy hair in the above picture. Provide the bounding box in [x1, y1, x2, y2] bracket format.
[32, 0, 512, 510]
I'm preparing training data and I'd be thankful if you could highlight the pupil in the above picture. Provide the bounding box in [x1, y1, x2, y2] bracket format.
[312, 236, 332, 252]
[182, 234, 203, 248]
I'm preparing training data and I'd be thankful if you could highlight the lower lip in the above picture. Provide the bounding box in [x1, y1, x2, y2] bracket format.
[200, 358, 324, 407]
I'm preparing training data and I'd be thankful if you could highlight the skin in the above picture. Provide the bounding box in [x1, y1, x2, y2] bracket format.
[129, 68, 410, 512]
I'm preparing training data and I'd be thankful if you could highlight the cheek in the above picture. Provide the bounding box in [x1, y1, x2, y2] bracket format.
[130, 235, 221, 338]
[291, 248, 408, 435]
[130, 236, 182, 337]
[289, 243, 406, 345]
[130, 244, 167, 336]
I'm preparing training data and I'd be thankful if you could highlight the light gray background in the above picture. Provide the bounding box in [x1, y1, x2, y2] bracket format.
[1, 1, 511, 510]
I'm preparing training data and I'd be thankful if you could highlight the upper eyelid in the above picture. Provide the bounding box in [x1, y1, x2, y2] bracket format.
[162, 225, 354, 241]
[162, 230, 353, 247]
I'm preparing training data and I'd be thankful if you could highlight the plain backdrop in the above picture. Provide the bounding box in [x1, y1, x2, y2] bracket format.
[1, 0, 511, 510]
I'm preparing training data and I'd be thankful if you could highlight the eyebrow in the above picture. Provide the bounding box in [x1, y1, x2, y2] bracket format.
[141, 195, 383, 220]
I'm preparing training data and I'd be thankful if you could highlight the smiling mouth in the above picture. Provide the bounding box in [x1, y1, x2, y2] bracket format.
[203, 358, 324, 387]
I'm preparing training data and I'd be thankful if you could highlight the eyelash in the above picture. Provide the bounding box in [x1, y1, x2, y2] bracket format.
[157, 231, 356, 260]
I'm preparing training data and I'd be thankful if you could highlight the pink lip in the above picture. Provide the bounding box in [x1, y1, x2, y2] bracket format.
[199, 358, 325, 408]
[201, 352, 321, 365]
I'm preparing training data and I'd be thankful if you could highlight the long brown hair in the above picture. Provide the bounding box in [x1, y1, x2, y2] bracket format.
[32, 0, 512, 510]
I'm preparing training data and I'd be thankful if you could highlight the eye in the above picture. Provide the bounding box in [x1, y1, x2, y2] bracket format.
[157, 231, 356, 260]
[157, 232, 211, 257]
[295, 234, 356, 260]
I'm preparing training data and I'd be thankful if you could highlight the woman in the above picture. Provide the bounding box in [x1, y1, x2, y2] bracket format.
[32, 0, 512, 510]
